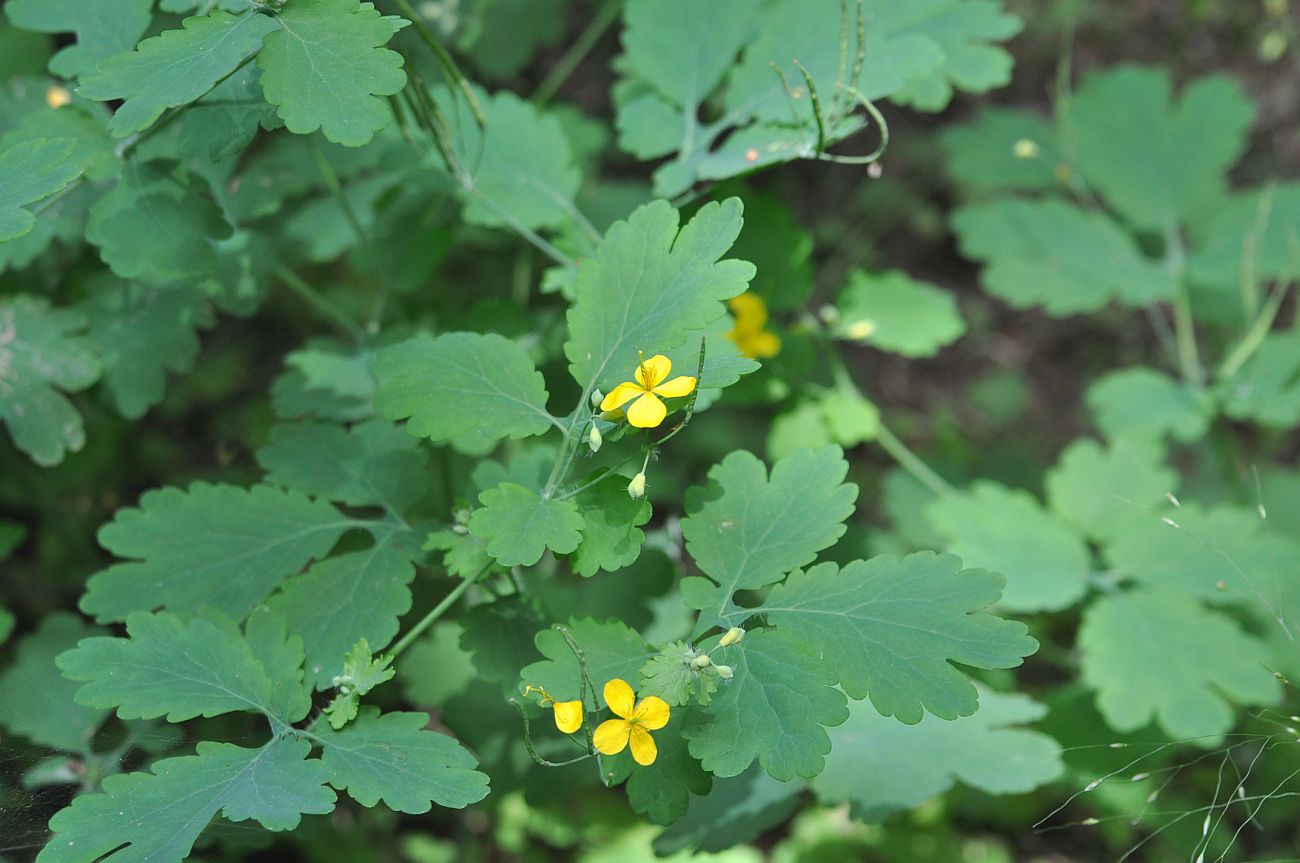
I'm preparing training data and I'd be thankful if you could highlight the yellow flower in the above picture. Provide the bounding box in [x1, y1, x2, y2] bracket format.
[600, 355, 697, 429]
[726, 293, 781, 359]
[593, 678, 670, 766]
[523, 684, 584, 734]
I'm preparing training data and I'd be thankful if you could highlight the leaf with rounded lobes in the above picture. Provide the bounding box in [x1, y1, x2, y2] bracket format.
[925, 481, 1090, 612]
[565, 199, 755, 393]
[889, 0, 1023, 110]
[813, 688, 1063, 821]
[952, 198, 1174, 314]
[653, 763, 801, 856]
[374, 332, 555, 444]
[682, 628, 848, 780]
[78, 10, 277, 137]
[81, 482, 353, 622]
[257, 0, 407, 147]
[603, 714, 711, 825]
[1068, 66, 1252, 231]
[941, 106, 1061, 193]
[0, 614, 108, 753]
[37, 739, 336, 863]
[1079, 590, 1281, 742]
[0, 295, 100, 467]
[681, 446, 858, 630]
[834, 269, 965, 357]
[520, 618, 652, 709]
[1085, 366, 1213, 444]
[1045, 436, 1178, 541]
[1218, 333, 1300, 428]
[5, 0, 152, 78]
[57, 611, 289, 724]
[0, 137, 84, 242]
[258, 418, 429, 514]
[459, 597, 545, 687]
[468, 482, 584, 567]
[316, 708, 489, 812]
[755, 552, 1038, 722]
[571, 475, 652, 577]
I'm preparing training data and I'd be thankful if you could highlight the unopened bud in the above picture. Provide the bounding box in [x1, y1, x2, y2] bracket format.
[719, 627, 745, 647]
[845, 319, 876, 340]
[1012, 138, 1040, 159]
[690, 654, 713, 669]
[588, 425, 603, 453]
[591, 389, 604, 408]
[715, 665, 734, 680]
[45, 86, 72, 109]
[627, 472, 647, 500]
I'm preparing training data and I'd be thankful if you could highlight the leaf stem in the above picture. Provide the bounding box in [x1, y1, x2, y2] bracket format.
[874, 422, 955, 498]
[388, 564, 489, 659]
[275, 266, 366, 342]
[1165, 224, 1204, 387]
[533, 0, 621, 106]
[388, 0, 486, 127]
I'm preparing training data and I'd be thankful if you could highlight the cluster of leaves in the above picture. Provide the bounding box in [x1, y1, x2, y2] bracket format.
[1, 1, 1298, 862]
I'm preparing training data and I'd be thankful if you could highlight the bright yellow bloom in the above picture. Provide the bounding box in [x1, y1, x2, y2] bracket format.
[727, 293, 781, 359]
[593, 678, 670, 766]
[600, 355, 697, 429]
[45, 86, 72, 109]
[523, 684, 584, 734]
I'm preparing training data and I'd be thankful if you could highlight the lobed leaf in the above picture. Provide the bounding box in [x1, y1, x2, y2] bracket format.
[0, 614, 108, 753]
[5, 0, 152, 77]
[468, 482, 584, 567]
[0, 137, 84, 242]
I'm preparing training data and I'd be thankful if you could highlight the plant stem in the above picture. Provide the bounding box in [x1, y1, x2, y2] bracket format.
[388, 0, 486, 127]
[1165, 225, 1204, 387]
[388, 565, 489, 659]
[534, 1, 621, 106]
[875, 422, 955, 497]
[275, 267, 366, 342]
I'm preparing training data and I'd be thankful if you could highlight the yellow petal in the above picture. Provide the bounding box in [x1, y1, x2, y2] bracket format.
[603, 678, 636, 719]
[594, 718, 631, 755]
[626, 392, 667, 428]
[629, 725, 658, 765]
[634, 354, 672, 389]
[652, 375, 697, 399]
[552, 700, 584, 734]
[746, 330, 781, 359]
[633, 696, 670, 730]
[601, 381, 644, 412]
[728, 292, 768, 327]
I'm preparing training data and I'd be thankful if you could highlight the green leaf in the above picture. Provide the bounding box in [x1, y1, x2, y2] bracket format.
[520, 618, 651, 709]
[925, 482, 1090, 612]
[84, 282, 212, 419]
[1085, 366, 1213, 444]
[459, 597, 545, 687]
[1218, 333, 1300, 428]
[425, 529, 492, 578]
[438, 87, 582, 231]
[5, 0, 152, 78]
[0, 613, 108, 753]
[272, 340, 379, 422]
[639, 641, 719, 707]
[258, 418, 429, 513]
[755, 553, 1038, 721]
[952, 198, 1174, 314]
[571, 475, 652, 577]
[242, 607, 314, 725]
[268, 532, 420, 689]
[38, 738, 336, 863]
[374, 332, 555, 443]
[0, 295, 100, 467]
[653, 764, 801, 855]
[565, 199, 755, 392]
[1079, 590, 1282, 741]
[324, 638, 395, 728]
[889, 0, 1023, 111]
[941, 106, 1061, 193]
[257, 0, 407, 147]
[0, 137, 84, 241]
[78, 10, 278, 137]
[1188, 183, 1300, 288]
[172, 62, 280, 161]
[86, 161, 231, 285]
[680, 447, 858, 629]
[57, 611, 296, 723]
[833, 269, 965, 357]
[604, 715, 712, 826]
[1067, 66, 1252, 230]
[682, 628, 847, 780]
[1045, 436, 1178, 541]
[82, 482, 351, 622]
[812, 688, 1063, 821]
[398, 622, 476, 706]
[468, 482, 584, 567]
[1103, 502, 1300, 603]
[316, 707, 490, 812]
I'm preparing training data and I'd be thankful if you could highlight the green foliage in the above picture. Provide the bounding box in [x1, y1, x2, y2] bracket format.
[0, 136, 83, 241]
[0, 614, 108, 752]
[323, 639, 396, 729]
[1085, 367, 1213, 443]
[833, 269, 965, 356]
[4, 0, 152, 77]
[469, 482, 584, 566]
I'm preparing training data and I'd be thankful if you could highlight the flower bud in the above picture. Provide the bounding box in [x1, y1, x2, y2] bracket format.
[690, 654, 713, 669]
[845, 319, 876, 340]
[715, 665, 734, 680]
[588, 425, 603, 453]
[590, 389, 604, 408]
[627, 472, 647, 500]
[45, 86, 72, 109]
[719, 627, 745, 648]
[1012, 138, 1040, 159]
